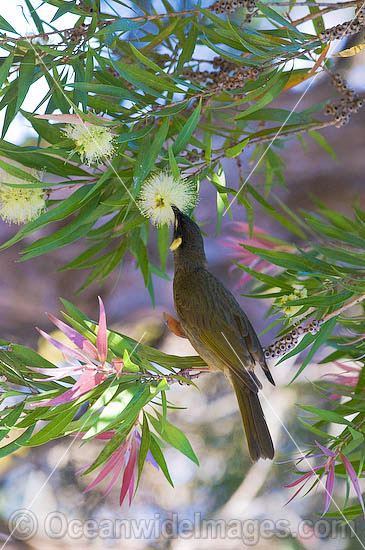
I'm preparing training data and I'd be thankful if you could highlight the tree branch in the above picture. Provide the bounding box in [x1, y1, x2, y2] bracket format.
[0, 0, 359, 43]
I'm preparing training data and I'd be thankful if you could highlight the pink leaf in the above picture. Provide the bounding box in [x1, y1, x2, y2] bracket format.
[28, 365, 84, 380]
[36, 328, 89, 363]
[284, 480, 311, 505]
[101, 440, 129, 497]
[96, 297, 108, 364]
[84, 449, 123, 493]
[128, 470, 135, 505]
[93, 430, 116, 440]
[119, 437, 137, 506]
[339, 452, 365, 518]
[102, 453, 126, 497]
[284, 470, 314, 489]
[47, 313, 98, 360]
[338, 334, 365, 345]
[76, 460, 94, 475]
[322, 462, 335, 516]
[315, 440, 336, 457]
[45, 369, 105, 406]
[111, 358, 124, 379]
[74, 430, 115, 440]
[275, 454, 323, 464]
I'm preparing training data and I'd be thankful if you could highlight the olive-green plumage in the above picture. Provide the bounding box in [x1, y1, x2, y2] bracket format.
[171, 206, 274, 461]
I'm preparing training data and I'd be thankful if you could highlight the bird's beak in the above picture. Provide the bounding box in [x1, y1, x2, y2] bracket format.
[171, 205, 181, 217]
[170, 205, 183, 250]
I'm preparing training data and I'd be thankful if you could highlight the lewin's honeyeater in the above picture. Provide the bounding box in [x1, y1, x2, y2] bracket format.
[170, 206, 274, 461]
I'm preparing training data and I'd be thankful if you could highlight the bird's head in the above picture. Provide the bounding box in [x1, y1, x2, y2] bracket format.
[170, 206, 206, 270]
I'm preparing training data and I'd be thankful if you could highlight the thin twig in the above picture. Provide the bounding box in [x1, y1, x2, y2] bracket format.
[0, 0, 359, 44]
[246, 120, 338, 146]
[292, 1, 358, 26]
[323, 293, 365, 322]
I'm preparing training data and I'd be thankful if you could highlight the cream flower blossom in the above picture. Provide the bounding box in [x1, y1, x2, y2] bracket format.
[278, 286, 308, 317]
[138, 172, 197, 226]
[64, 124, 115, 165]
[0, 173, 45, 225]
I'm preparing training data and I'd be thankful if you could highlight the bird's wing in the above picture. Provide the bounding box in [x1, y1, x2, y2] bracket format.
[174, 268, 273, 392]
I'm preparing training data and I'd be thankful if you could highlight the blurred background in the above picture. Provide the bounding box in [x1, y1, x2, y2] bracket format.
[0, 1, 364, 549]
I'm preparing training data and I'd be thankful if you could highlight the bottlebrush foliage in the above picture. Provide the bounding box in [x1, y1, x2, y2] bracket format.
[0, 0, 364, 518]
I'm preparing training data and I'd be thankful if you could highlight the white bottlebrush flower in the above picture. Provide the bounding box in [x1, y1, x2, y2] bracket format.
[64, 123, 115, 165]
[0, 173, 46, 225]
[138, 172, 197, 226]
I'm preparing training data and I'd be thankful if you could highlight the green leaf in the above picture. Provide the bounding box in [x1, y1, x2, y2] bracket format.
[247, 184, 306, 238]
[235, 71, 291, 121]
[136, 411, 150, 490]
[148, 413, 199, 465]
[173, 100, 201, 155]
[0, 16, 16, 33]
[0, 403, 24, 442]
[116, 124, 154, 143]
[226, 138, 249, 158]
[24, 0, 44, 33]
[24, 405, 77, 446]
[289, 317, 338, 383]
[97, 19, 144, 35]
[309, 130, 337, 162]
[133, 236, 149, 286]
[276, 331, 318, 365]
[157, 224, 169, 271]
[160, 391, 167, 434]
[0, 426, 34, 458]
[256, 1, 305, 39]
[0, 159, 39, 183]
[16, 50, 36, 112]
[236, 263, 292, 290]
[140, 19, 179, 54]
[67, 82, 143, 104]
[176, 23, 198, 74]
[133, 116, 169, 189]
[168, 145, 180, 180]
[149, 433, 174, 487]
[0, 52, 15, 89]
[112, 60, 180, 96]
[82, 384, 141, 440]
[297, 417, 331, 438]
[298, 405, 352, 425]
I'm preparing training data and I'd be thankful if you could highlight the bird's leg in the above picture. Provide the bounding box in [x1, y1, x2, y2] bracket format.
[163, 312, 187, 338]
[176, 367, 210, 384]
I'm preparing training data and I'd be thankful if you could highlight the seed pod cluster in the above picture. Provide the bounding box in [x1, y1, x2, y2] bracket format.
[319, 9, 365, 42]
[212, 0, 256, 15]
[263, 320, 321, 359]
[324, 73, 364, 127]
[64, 23, 89, 43]
[185, 148, 205, 162]
[183, 57, 259, 91]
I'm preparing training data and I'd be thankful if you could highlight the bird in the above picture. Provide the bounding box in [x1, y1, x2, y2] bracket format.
[170, 205, 275, 461]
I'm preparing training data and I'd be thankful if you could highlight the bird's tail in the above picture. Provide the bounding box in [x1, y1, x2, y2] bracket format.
[231, 378, 274, 461]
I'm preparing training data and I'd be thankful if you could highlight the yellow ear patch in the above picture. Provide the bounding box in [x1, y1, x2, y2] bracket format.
[170, 237, 182, 251]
